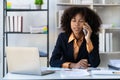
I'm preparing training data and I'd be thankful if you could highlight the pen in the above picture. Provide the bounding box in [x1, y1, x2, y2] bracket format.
[113, 72, 120, 74]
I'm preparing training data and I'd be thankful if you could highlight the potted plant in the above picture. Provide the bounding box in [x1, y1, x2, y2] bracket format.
[34, 0, 44, 9]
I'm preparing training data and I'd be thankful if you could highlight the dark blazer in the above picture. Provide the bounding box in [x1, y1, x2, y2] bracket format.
[50, 32, 100, 67]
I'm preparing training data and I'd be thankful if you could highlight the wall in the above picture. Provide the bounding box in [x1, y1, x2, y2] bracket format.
[0, 0, 3, 78]
[49, 0, 57, 58]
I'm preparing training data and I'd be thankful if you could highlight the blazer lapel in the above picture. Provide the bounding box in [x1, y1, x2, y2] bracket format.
[67, 41, 74, 61]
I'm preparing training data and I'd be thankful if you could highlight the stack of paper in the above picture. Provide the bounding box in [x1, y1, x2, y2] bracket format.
[30, 26, 47, 34]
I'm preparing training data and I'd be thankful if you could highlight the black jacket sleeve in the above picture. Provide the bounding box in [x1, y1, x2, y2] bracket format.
[50, 33, 65, 67]
[88, 34, 100, 67]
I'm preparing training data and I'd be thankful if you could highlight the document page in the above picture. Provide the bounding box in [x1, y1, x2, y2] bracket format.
[60, 69, 90, 78]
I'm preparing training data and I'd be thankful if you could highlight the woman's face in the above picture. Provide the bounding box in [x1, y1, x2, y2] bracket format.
[71, 14, 85, 35]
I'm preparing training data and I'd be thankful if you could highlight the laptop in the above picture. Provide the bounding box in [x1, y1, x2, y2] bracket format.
[6, 47, 55, 75]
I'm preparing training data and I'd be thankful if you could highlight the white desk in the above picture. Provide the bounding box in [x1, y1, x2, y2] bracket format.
[3, 67, 120, 79]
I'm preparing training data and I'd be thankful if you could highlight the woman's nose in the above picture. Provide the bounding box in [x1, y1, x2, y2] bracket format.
[75, 22, 79, 26]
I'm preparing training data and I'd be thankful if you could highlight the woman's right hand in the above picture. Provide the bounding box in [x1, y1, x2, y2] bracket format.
[70, 59, 90, 69]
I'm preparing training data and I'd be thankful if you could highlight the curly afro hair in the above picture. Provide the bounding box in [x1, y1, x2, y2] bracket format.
[61, 7, 102, 36]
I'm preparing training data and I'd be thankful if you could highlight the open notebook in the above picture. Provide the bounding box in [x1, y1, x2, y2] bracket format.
[6, 47, 55, 75]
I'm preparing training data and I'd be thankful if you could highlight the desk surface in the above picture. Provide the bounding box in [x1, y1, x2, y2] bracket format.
[3, 67, 120, 79]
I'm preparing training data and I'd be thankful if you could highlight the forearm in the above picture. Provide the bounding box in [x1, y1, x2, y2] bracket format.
[88, 51, 100, 67]
[50, 57, 64, 67]
[86, 39, 94, 53]
[87, 34, 100, 67]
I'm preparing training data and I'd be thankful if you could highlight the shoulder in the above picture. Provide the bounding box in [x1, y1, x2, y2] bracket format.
[58, 32, 69, 39]
[57, 32, 69, 41]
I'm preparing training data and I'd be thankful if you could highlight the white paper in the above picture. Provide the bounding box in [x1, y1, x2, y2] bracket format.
[42, 67, 71, 71]
[91, 70, 114, 75]
[109, 59, 120, 67]
[60, 69, 90, 78]
[91, 70, 120, 78]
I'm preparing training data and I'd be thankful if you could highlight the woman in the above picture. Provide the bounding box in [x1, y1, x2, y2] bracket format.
[50, 7, 102, 69]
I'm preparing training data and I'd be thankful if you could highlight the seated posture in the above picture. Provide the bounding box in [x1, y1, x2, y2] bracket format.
[50, 7, 102, 69]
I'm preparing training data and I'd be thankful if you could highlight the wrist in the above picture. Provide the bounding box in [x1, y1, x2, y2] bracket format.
[86, 39, 91, 43]
[69, 63, 76, 69]
[68, 63, 72, 69]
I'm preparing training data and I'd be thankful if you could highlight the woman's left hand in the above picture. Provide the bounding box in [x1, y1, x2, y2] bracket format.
[83, 22, 92, 42]
[78, 59, 90, 68]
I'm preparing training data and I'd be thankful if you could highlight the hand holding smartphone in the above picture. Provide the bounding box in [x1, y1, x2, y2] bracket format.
[83, 29, 87, 36]
[82, 22, 92, 41]
[82, 22, 88, 36]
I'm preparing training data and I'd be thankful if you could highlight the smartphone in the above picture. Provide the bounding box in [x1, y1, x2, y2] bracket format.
[83, 29, 87, 36]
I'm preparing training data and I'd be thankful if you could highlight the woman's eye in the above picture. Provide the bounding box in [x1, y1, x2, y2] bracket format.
[79, 20, 84, 23]
[72, 19, 76, 22]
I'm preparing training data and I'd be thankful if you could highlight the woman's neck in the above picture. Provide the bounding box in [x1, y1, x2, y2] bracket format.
[74, 31, 84, 40]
